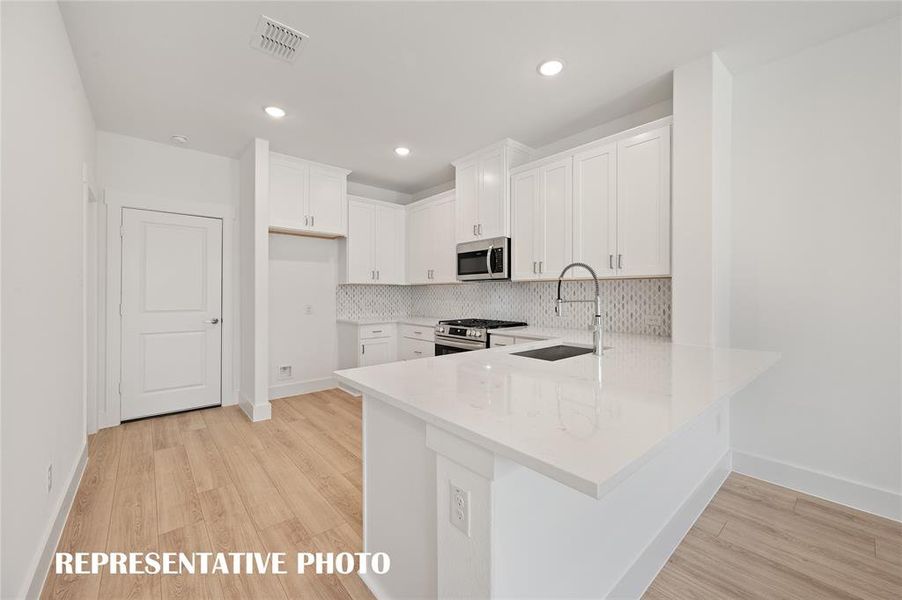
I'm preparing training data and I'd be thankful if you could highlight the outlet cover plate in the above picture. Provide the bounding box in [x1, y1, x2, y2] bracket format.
[449, 482, 470, 536]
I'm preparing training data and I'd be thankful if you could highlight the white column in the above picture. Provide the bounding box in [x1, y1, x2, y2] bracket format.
[671, 53, 733, 347]
[238, 138, 271, 420]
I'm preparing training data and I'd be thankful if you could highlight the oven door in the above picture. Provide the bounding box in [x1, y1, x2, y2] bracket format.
[457, 238, 509, 281]
[434, 335, 486, 356]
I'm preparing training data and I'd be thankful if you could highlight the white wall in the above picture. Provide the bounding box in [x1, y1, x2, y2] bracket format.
[1, 2, 96, 597]
[269, 235, 340, 398]
[730, 19, 901, 516]
[95, 131, 241, 424]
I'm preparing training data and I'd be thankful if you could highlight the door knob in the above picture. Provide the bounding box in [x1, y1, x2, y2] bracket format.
[204, 318, 220, 325]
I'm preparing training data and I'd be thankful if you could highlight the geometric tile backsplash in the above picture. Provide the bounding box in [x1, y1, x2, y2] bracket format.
[336, 278, 671, 337]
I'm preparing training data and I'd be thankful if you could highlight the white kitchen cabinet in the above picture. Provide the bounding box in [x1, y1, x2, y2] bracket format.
[615, 127, 671, 277]
[510, 157, 573, 280]
[342, 196, 405, 284]
[572, 142, 618, 277]
[269, 152, 350, 238]
[512, 120, 671, 280]
[360, 338, 394, 367]
[398, 336, 435, 361]
[453, 139, 532, 243]
[406, 190, 456, 284]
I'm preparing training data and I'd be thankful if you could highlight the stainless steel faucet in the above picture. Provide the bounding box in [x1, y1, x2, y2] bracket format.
[555, 262, 604, 355]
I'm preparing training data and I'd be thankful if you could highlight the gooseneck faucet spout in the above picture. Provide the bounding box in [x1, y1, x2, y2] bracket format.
[555, 262, 604, 356]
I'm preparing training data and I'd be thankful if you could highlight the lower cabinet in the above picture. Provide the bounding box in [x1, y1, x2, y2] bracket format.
[399, 336, 435, 361]
[338, 321, 436, 369]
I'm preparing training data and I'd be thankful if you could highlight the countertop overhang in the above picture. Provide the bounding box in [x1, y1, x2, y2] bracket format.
[334, 333, 779, 499]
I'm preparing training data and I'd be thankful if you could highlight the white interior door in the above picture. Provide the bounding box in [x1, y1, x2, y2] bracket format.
[121, 208, 223, 420]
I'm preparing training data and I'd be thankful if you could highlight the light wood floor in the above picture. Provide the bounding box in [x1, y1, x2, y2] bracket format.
[43, 390, 901, 600]
[42, 389, 373, 600]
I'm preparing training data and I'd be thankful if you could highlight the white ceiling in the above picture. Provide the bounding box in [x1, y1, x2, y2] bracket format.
[60, 1, 898, 194]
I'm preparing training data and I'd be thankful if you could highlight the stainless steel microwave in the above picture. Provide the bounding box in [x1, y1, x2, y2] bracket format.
[456, 237, 510, 281]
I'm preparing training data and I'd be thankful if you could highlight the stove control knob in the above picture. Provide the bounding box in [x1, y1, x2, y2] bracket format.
[436, 327, 445, 333]
[475, 331, 482, 337]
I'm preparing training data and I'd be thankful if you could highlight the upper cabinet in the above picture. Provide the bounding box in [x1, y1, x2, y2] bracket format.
[407, 191, 456, 284]
[453, 139, 532, 243]
[342, 196, 405, 284]
[511, 120, 672, 280]
[511, 157, 573, 280]
[613, 127, 671, 277]
[269, 152, 350, 238]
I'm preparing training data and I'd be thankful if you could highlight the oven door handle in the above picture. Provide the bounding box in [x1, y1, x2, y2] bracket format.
[435, 335, 486, 351]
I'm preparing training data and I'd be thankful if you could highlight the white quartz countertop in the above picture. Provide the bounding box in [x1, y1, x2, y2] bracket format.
[336, 316, 444, 327]
[491, 325, 599, 346]
[335, 333, 779, 499]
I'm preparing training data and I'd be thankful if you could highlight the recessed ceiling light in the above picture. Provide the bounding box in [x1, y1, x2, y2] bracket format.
[537, 59, 565, 77]
[170, 134, 189, 145]
[264, 105, 286, 118]
[394, 147, 410, 157]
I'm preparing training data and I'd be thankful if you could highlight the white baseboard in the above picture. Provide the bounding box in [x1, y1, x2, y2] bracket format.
[359, 571, 391, 600]
[338, 383, 362, 397]
[733, 450, 902, 522]
[238, 393, 272, 422]
[269, 377, 336, 400]
[24, 443, 89, 599]
[608, 450, 732, 599]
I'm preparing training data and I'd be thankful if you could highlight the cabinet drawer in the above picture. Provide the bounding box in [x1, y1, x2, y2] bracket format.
[360, 324, 395, 340]
[399, 337, 435, 361]
[490, 334, 517, 348]
[400, 323, 435, 342]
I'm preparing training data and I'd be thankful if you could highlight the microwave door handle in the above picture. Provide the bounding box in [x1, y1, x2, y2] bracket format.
[486, 245, 493, 278]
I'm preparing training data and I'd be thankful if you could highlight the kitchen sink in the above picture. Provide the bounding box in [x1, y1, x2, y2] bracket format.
[512, 344, 599, 361]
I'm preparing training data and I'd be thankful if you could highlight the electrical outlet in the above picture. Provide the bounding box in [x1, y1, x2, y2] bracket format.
[304, 304, 313, 315]
[47, 464, 53, 493]
[449, 482, 470, 536]
[278, 365, 292, 380]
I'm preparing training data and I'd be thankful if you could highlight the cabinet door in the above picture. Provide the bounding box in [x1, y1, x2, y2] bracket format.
[431, 197, 457, 283]
[374, 205, 404, 284]
[573, 142, 618, 277]
[270, 158, 307, 229]
[538, 158, 573, 278]
[616, 126, 671, 277]
[308, 167, 346, 235]
[454, 160, 479, 243]
[346, 200, 375, 283]
[510, 169, 539, 280]
[406, 205, 429, 284]
[477, 148, 505, 239]
[360, 338, 393, 367]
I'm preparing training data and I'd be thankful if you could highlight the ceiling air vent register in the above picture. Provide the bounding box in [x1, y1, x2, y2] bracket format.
[250, 15, 308, 63]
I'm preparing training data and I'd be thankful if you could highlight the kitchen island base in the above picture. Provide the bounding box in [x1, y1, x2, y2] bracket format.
[360, 395, 733, 599]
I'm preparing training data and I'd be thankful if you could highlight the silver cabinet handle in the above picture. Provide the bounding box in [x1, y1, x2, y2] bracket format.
[485, 244, 493, 278]
[473, 224, 477, 237]
[609, 254, 614, 269]
[413, 331, 422, 335]
[371, 270, 375, 280]
[304, 216, 309, 226]
[478, 224, 482, 236]
[532, 261, 536, 274]
[539, 261, 543, 273]
[204, 318, 220, 325]
[361, 344, 365, 355]
[311, 215, 315, 227]
[371, 329, 383, 334]
[617, 254, 623, 269]
[376, 270, 380, 280]
[414, 350, 422, 355]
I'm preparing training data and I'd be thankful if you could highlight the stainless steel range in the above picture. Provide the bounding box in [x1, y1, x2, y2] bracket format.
[434, 318, 527, 355]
